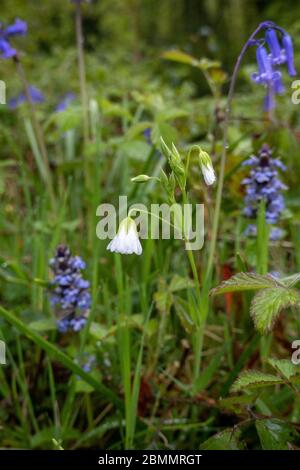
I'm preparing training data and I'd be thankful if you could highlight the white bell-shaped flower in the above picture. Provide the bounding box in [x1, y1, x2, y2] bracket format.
[199, 149, 216, 186]
[107, 217, 142, 255]
[201, 161, 216, 185]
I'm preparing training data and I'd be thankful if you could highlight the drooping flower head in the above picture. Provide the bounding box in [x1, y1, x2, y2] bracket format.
[198, 149, 216, 186]
[49, 244, 91, 333]
[0, 18, 27, 59]
[8, 85, 45, 109]
[251, 26, 296, 111]
[241, 144, 287, 241]
[107, 217, 142, 255]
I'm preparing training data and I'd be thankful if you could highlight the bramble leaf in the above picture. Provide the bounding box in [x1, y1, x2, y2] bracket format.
[268, 358, 300, 381]
[256, 419, 298, 450]
[210, 272, 282, 296]
[200, 428, 245, 450]
[231, 370, 284, 392]
[250, 287, 300, 334]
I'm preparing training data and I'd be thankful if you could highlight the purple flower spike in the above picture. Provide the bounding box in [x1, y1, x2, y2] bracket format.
[282, 34, 296, 76]
[242, 144, 287, 239]
[49, 245, 91, 334]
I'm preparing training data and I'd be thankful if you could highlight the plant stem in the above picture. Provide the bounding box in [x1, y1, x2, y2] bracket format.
[181, 189, 205, 384]
[75, 0, 89, 143]
[14, 56, 56, 208]
[206, 22, 272, 280]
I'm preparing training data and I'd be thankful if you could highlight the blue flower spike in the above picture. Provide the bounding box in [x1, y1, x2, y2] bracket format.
[242, 144, 287, 241]
[49, 245, 91, 334]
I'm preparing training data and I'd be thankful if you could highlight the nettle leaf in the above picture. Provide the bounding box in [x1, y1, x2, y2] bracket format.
[268, 358, 300, 380]
[251, 287, 300, 334]
[210, 272, 281, 296]
[231, 370, 284, 392]
[200, 428, 245, 450]
[281, 273, 300, 287]
[256, 419, 298, 450]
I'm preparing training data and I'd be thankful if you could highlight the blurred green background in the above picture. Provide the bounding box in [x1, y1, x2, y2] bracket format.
[1, 0, 300, 95]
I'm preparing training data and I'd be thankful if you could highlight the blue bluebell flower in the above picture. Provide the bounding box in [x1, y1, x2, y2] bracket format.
[251, 27, 296, 111]
[0, 18, 27, 59]
[242, 144, 287, 241]
[8, 86, 45, 109]
[55, 92, 75, 112]
[49, 244, 91, 333]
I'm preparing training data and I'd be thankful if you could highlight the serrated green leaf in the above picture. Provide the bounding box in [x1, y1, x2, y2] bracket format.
[231, 370, 284, 392]
[268, 358, 300, 380]
[200, 428, 245, 450]
[281, 273, 300, 287]
[251, 287, 300, 334]
[256, 419, 297, 450]
[210, 272, 281, 296]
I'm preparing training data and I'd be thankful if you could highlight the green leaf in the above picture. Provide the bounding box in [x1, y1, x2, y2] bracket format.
[162, 50, 220, 70]
[156, 108, 188, 122]
[210, 272, 281, 296]
[194, 348, 224, 392]
[200, 428, 245, 450]
[55, 108, 82, 131]
[173, 296, 194, 334]
[268, 358, 300, 380]
[218, 395, 257, 414]
[0, 305, 122, 410]
[28, 318, 56, 332]
[121, 140, 151, 161]
[256, 419, 297, 450]
[281, 273, 300, 287]
[251, 287, 300, 334]
[152, 121, 178, 148]
[231, 370, 284, 392]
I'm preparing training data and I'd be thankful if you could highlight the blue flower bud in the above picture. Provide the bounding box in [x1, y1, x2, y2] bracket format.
[282, 34, 296, 76]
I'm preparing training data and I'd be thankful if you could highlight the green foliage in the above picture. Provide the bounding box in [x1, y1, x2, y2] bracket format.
[251, 287, 300, 334]
[256, 419, 298, 450]
[211, 272, 300, 334]
[231, 370, 284, 392]
[200, 428, 245, 450]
